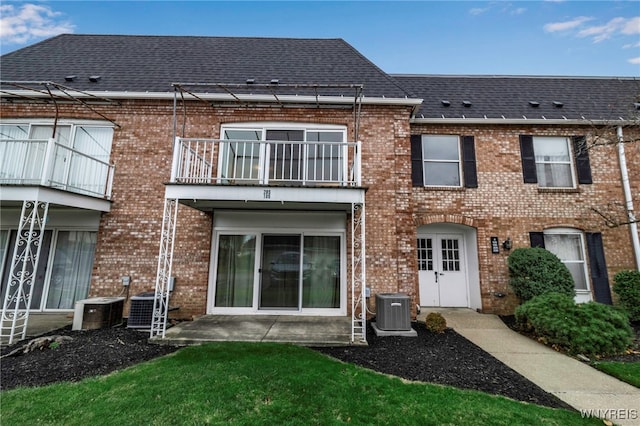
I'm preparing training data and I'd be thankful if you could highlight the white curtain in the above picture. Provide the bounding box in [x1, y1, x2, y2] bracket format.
[303, 236, 340, 308]
[46, 231, 96, 309]
[214, 235, 256, 307]
[534, 137, 572, 187]
[67, 126, 114, 194]
[0, 124, 31, 181]
[544, 233, 588, 290]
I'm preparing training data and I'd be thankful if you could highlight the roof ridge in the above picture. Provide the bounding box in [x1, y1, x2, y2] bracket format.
[338, 39, 417, 99]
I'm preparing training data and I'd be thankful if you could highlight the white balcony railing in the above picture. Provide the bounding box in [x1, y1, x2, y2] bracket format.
[171, 137, 361, 187]
[0, 138, 114, 199]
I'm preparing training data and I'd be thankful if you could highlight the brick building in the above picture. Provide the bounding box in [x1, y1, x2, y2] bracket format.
[1, 35, 638, 343]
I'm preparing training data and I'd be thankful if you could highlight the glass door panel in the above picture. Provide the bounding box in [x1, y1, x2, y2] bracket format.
[306, 131, 343, 182]
[260, 235, 301, 309]
[266, 130, 304, 183]
[302, 236, 340, 308]
[46, 231, 96, 309]
[215, 235, 256, 307]
[1, 230, 53, 310]
[221, 130, 262, 183]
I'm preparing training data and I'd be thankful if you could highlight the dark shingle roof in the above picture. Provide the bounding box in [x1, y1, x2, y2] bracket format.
[1, 34, 411, 98]
[394, 75, 640, 121]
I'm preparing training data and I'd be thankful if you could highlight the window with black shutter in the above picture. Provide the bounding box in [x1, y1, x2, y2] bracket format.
[572, 136, 592, 184]
[411, 134, 477, 188]
[461, 136, 478, 188]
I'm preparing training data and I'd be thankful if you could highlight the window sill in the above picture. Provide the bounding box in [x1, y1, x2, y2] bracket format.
[537, 187, 581, 194]
[420, 186, 466, 192]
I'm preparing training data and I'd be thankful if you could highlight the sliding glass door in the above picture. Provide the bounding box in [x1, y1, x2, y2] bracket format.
[212, 230, 342, 313]
[0, 229, 96, 310]
[260, 235, 301, 309]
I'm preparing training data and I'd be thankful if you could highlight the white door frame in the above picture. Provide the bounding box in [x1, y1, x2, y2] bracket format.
[208, 211, 347, 316]
[417, 223, 481, 310]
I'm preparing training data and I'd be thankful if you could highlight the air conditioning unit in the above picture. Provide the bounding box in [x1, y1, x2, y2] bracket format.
[72, 297, 125, 330]
[375, 293, 411, 331]
[127, 292, 156, 329]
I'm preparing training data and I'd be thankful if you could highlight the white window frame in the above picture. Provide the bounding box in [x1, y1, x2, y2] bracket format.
[218, 122, 348, 185]
[0, 227, 98, 311]
[543, 228, 591, 302]
[421, 134, 462, 187]
[208, 211, 347, 316]
[532, 136, 576, 188]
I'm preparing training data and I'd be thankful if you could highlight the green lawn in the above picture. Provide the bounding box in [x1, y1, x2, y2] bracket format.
[2, 343, 601, 426]
[592, 361, 640, 388]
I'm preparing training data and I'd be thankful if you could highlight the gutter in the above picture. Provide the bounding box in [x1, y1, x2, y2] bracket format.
[411, 117, 632, 126]
[617, 126, 640, 270]
[0, 88, 423, 108]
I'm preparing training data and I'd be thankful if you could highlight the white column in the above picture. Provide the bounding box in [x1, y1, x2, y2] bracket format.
[1, 200, 49, 344]
[150, 198, 179, 338]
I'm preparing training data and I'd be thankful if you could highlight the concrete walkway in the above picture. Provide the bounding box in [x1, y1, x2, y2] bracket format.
[420, 308, 640, 426]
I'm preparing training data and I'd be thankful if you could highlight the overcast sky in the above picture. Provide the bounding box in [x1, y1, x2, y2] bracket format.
[1, 1, 639, 77]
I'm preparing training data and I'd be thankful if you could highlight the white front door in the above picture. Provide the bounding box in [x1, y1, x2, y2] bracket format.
[417, 234, 468, 307]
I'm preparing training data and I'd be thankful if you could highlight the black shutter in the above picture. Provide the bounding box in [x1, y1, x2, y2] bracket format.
[585, 232, 612, 304]
[519, 135, 537, 183]
[529, 232, 545, 248]
[411, 135, 424, 187]
[572, 136, 592, 184]
[461, 136, 478, 188]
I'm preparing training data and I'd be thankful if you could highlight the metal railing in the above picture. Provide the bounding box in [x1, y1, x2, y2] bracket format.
[171, 137, 361, 186]
[0, 138, 114, 199]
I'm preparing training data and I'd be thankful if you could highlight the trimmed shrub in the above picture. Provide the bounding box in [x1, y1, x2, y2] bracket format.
[424, 312, 447, 333]
[613, 270, 640, 322]
[515, 293, 633, 357]
[507, 247, 575, 302]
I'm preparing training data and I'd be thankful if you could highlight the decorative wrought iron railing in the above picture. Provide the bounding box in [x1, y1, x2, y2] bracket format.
[170, 137, 361, 186]
[0, 138, 114, 199]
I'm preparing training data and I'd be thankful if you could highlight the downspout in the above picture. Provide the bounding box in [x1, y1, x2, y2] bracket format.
[617, 126, 640, 270]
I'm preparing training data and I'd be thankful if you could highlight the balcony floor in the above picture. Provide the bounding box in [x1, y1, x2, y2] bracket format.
[165, 183, 366, 212]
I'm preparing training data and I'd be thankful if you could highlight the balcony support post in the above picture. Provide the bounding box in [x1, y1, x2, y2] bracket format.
[1, 200, 49, 344]
[150, 198, 179, 339]
[351, 201, 366, 343]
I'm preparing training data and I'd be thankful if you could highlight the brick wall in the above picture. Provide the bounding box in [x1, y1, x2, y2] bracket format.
[409, 123, 638, 314]
[2, 102, 637, 319]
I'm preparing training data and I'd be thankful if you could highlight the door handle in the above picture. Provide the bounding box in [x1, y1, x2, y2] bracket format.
[434, 270, 438, 284]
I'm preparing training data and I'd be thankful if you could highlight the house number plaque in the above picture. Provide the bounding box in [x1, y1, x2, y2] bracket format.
[490, 237, 500, 254]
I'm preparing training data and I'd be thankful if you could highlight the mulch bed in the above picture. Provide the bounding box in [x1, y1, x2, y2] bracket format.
[314, 323, 574, 410]
[1, 326, 178, 391]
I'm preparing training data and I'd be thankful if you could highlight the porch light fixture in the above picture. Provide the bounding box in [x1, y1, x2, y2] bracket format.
[441, 100, 451, 107]
[502, 237, 512, 251]
[65, 75, 76, 82]
[89, 75, 101, 82]
[462, 100, 472, 107]
[529, 101, 539, 107]
[553, 101, 563, 108]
